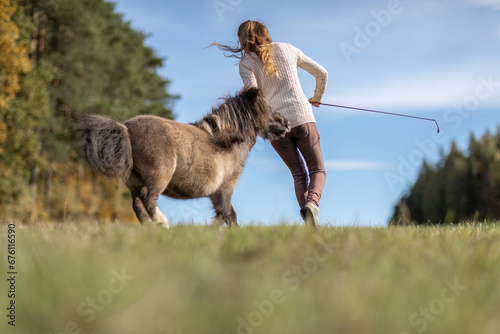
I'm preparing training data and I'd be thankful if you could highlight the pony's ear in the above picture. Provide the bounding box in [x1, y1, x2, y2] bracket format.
[266, 112, 291, 141]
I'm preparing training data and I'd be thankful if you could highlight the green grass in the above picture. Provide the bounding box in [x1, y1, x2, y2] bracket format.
[1, 222, 500, 334]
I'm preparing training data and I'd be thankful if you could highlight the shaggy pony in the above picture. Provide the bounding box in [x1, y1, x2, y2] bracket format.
[75, 87, 290, 227]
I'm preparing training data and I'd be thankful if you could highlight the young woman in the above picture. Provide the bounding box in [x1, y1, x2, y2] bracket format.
[213, 20, 328, 226]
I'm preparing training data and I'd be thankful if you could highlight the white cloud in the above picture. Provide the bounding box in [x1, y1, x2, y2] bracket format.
[324, 160, 392, 171]
[327, 68, 500, 111]
[466, 0, 500, 10]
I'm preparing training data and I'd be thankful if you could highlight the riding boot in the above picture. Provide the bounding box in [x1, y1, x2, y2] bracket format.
[300, 202, 319, 227]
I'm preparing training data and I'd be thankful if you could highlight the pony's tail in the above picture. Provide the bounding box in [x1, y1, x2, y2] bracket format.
[74, 113, 133, 181]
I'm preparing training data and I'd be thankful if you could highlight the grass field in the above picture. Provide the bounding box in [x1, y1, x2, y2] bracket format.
[1, 222, 499, 334]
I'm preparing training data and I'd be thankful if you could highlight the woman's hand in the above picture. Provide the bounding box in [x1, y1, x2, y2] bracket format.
[308, 98, 321, 108]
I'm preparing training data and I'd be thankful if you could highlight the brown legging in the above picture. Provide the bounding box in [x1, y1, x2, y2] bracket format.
[271, 122, 326, 208]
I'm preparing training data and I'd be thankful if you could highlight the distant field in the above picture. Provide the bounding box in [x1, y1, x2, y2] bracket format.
[1, 222, 499, 334]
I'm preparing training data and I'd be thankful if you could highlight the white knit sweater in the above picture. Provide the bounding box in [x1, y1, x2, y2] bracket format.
[239, 42, 328, 128]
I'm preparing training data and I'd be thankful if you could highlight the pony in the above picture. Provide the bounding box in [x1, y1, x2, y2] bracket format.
[75, 87, 290, 228]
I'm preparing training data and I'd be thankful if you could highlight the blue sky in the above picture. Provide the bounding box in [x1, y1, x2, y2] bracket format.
[112, 0, 500, 226]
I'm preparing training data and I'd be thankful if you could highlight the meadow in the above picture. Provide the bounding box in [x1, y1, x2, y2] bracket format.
[1, 222, 499, 334]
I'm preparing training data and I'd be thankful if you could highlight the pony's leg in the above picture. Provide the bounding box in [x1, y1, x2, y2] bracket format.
[130, 186, 169, 228]
[153, 206, 169, 229]
[210, 191, 238, 227]
[127, 172, 168, 228]
[139, 171, 172, 229]
[228, 205, 238, 227]
[136, 185, 169, 229]
[127, 176, 152, 223]
[132, 195, 151, 223]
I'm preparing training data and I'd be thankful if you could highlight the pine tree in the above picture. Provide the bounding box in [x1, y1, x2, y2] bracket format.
[0, 0, 32, 108]
[391, 129, 500, 225]
[1, 0, 178, 222]
[0, 0, 52, 218]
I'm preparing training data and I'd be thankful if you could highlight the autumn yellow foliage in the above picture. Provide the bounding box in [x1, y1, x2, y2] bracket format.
[0, 0, 175, 222]
[0, 0, 32, 109]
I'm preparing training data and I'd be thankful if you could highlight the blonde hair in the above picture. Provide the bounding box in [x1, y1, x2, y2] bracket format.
[211, 20, 277, 76]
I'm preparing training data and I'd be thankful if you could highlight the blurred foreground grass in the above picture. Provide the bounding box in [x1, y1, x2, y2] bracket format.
[1, 222, 499, 334]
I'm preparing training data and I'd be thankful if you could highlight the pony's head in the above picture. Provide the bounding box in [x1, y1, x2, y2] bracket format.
[265, 111, 291, 141]
[195, 87, 290, 149]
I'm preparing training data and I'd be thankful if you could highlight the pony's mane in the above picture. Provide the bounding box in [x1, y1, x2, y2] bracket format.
[193, 87, 269, 149]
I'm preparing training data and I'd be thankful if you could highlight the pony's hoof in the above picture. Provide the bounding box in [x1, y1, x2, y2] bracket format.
[159, 222, 170, 230]
[151, 221, 169, 229]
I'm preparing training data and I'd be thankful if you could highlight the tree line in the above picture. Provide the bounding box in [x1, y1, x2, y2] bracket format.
[391, 128, 500, 225]
[0, 0, 178, 222]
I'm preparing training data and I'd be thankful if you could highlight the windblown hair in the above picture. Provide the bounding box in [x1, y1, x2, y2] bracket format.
[194, 87, 270, 149]
[210, 20, 277, 76]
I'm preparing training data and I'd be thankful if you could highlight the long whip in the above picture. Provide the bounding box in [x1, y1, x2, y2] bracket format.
[318, 102, 440, 133]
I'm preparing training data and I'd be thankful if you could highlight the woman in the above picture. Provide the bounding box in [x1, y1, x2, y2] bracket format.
[213, 20, 328, 227]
